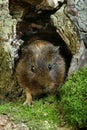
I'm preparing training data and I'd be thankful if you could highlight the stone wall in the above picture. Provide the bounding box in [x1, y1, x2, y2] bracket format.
[0, 0, 22, 102]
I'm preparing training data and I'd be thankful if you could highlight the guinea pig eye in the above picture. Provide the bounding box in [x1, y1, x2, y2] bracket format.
[31, 65, 35, 72]
[48, 64, 52, 71]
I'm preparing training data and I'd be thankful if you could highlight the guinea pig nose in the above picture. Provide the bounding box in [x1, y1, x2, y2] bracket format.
[38, 60, 45, 70]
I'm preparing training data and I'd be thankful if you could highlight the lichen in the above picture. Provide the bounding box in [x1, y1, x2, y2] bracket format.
[0, 0, 22, 102]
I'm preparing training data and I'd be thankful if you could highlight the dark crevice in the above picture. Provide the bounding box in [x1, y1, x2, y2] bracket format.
[9, 0, 72, 75]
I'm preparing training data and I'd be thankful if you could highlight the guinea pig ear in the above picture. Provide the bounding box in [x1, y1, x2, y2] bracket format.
[21, 47, 33, 56]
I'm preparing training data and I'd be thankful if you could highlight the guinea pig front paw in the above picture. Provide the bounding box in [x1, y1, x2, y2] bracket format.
[23, 100, 32, 106]
[23, 90, 32, 106]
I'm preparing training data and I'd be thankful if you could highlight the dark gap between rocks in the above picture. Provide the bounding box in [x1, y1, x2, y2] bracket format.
[9, 0, 72, 75]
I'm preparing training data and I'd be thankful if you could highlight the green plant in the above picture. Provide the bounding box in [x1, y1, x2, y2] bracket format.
[0, 95, 60, 130]
[60, 66, 87, 128]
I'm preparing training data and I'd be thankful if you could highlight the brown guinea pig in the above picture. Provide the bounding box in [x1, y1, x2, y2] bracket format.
[16, 40, 65, 105]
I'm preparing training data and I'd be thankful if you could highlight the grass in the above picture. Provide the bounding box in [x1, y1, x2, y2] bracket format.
[0, 95, 60, 130]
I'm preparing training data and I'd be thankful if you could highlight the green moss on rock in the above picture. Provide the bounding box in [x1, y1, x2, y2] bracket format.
[0, 44, 12, 96]
[60, 66, 87, 128]
[0, 43, 22, 102]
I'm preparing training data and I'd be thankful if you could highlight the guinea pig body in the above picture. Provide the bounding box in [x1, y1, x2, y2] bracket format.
[16, 40, 65, 105]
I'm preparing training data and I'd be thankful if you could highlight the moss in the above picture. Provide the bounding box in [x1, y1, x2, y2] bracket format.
[0, 44, 22, 101]
[60, 66, 87, 128]
[0, 95, 60, 130]
[0, 44, 13, 99]
[0, 45, 11, 88]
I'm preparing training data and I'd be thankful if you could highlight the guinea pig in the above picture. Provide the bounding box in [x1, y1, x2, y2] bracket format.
[16, 40, 65, 105]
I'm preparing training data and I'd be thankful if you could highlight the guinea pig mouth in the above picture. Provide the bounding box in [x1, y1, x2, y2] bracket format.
[38, 79, 55, 89]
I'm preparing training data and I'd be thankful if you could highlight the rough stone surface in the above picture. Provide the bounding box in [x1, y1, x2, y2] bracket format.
[0, 0, 23, 102]
[21, 0, 65, 10]
[51, 5, 80, 55]
[0, 114, 29, 130]
[51, 0, 87, 74]
[65, 0, 87, 74]
[36, 0, 65, 10]
[66, 0, 87, 47]
[22, 0, 42, 5]
[68, 41, 87, 75]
